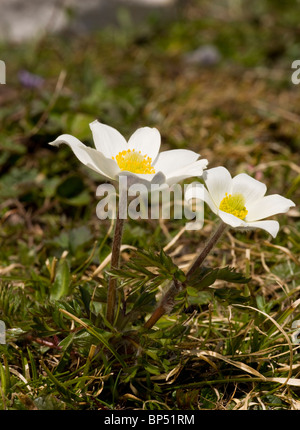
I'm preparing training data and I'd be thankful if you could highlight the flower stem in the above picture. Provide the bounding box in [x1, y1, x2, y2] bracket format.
[144, 221, 228, 330]
[143, 279, 183, 330]
[185, 221, 228, 279]
[106, 189, 126, 325]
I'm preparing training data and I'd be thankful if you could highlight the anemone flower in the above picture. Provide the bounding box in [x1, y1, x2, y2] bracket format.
[49, 120, 208, 187]
[185, 166, 295, 238]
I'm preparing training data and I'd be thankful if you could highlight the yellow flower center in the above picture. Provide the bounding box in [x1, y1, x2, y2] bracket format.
[219, 193, 248, 219]
[112, 149, 155, 174]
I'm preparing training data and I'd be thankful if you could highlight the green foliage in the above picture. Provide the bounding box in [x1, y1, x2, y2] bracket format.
[186, 265, 250, 306]
[110, 248, 186, 289]
[50, 259, 72, 301]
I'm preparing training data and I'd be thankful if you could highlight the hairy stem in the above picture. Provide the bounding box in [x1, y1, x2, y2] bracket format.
[144, 221, 228, 330]
[143, 279, 183, 330]
[106, 190, 126, 325]
[185, 221, 228, 279]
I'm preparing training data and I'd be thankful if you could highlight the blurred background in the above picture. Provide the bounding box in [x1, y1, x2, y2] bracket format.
[0, 0, 299, 253]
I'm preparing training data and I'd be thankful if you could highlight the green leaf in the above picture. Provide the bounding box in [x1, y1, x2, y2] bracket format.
[111, 248, 186, 294]
[187, 291, 212, 306]
[213, 286, 250, 305]
[57, 175, 85, 199]
[214, 266, 251, 284]
[55, 333, 75, 373]
[186, 286, 200, 297]
[40, 360, 70, 398]
[0, 361, 7, 395]
[27, 348, 38, 381]
[131, 290, 156, 311]
[79, 285, 92, 316]
[62, 190, 91, 207]
[144, 363, 162, 375]
[50, 259, 71, 301]
[69, 226, 93, 254]
[188, 266, 251, 290]
[48, 226, 92, 255]
[82, 326, 126, 368]
[34, 394, 66, 410]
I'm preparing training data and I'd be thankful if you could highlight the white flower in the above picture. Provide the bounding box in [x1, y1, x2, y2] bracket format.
[185, 166, 295, 238]
[49, 120, 208, 187]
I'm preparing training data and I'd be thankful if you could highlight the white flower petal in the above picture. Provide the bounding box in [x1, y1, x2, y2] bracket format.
[243, 220, 280, 238]
[231, 173, 267, 206]
[194, 165, 292, 238]
[89, 120, 127, 158]
[245, 194, 295, 222]
[83, 147, 121, 179]
[153, 149, 200, 176]
[50, 123, 210, 189]
[165, 159, 208, 186]
[203, 166, 232, 207]
[127, 127, 161, 162]
[49, 134, 120, 179]
[117, 171, 166, 190]
[218, 210, 247, 228]
[117, 171, 156, 182]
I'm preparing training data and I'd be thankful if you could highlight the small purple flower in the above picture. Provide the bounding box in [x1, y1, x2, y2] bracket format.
[18, 70, 44, 89]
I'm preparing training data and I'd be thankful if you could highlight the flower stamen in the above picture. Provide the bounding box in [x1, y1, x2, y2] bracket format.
[112, 149, 155, 174]
[219, 193, 248, 219]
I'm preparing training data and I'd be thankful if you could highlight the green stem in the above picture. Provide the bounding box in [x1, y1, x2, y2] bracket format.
[144, 279, 183, 330]
[106, 189, 126, 325]
[185, 221, 228, 279]
[144, 221, 228, 330]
